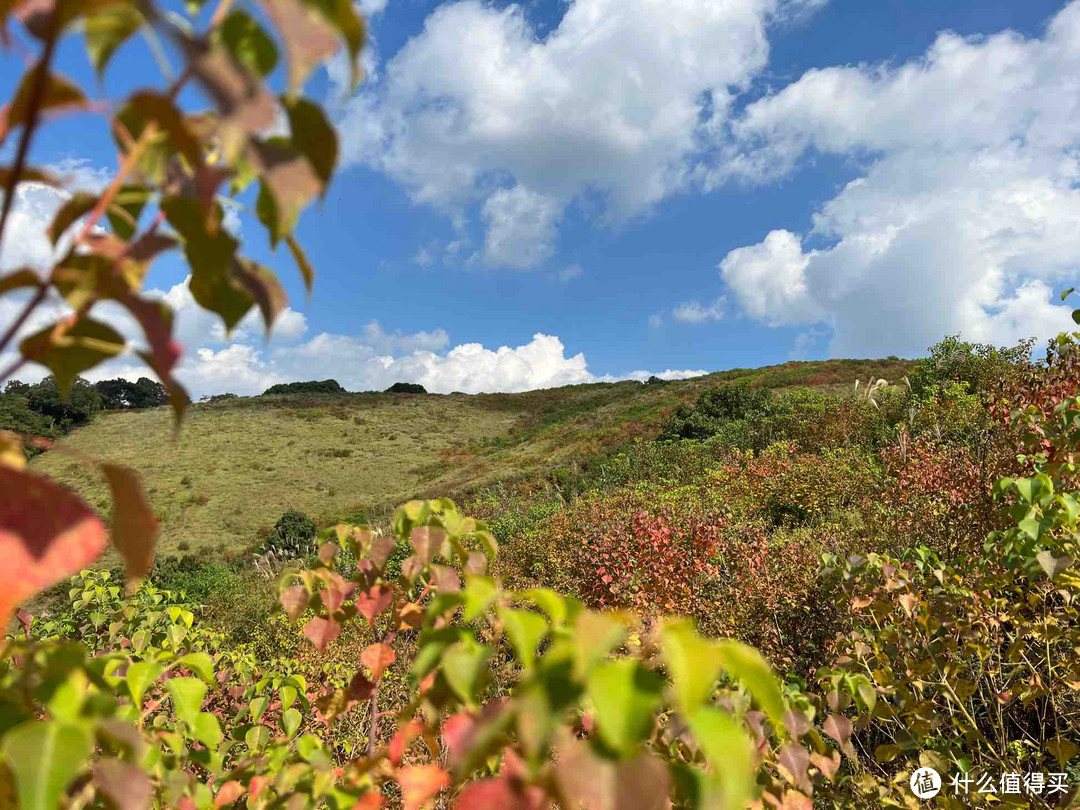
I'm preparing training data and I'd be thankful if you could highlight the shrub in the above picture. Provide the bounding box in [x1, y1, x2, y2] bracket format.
[658, 382, 776, 442]
[262, 509, 318, 559]
[385, 381, 427, 394]
[908, 334, 1032, 398]
[262, 380, 346, 395]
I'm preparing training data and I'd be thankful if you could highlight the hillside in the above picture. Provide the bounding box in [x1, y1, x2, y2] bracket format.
[30, 357, 913, 554]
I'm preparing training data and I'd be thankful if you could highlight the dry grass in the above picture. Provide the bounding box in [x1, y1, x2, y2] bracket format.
[31, 357, 915, 555]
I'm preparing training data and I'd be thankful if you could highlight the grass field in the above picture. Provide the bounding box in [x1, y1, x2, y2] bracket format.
[30, 357, 914, 554]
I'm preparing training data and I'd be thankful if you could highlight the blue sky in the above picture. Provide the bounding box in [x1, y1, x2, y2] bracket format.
[2, 0, 1079, 394]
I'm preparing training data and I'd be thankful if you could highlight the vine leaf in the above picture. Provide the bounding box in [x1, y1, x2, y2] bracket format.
[585, 659, 663, 757]
[0, 70, 87, 145]
[93, 758, 152, 810]
[218, 10, 278, 77]
[1, 721, 93, 810]
[19, 317, 126, 395]
[397, 764, 449, 810]
[101, 463, 158, 588]
[303, 615, 340, 650]
[361, 642, 396, 682]
[260, 0, 339, 94]
[0, 466, 106, 629]
[84, 5, 143, 79]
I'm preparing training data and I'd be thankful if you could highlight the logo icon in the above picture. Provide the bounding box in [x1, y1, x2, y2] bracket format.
[911, 767, 942, 799]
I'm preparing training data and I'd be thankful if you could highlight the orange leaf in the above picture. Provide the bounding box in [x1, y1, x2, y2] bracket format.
[0, 466, 106, 628]
[361, 643, 396, 681]
[101, 463, 158, 588]
[397, 765, 449, 810]
[304, 616, 340, 650]
[280, 585, 310, 621]
[214, 781, 245, 808]
[389, 720, 423, 765]
[356, 584, 393, 626]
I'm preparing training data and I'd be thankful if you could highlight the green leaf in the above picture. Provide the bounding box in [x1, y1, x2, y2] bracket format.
[161, 196, 252, 331]
[716, 639, 787, 735]
[218, 10, 278, 76]
[191, 712, 223, 748]
[284, 96, 337, 187]
[442, 636, 492, 705]
[586, 659, 663, 758]
[245, 724, 270, 751]
[522, 588, 582, 627]
[686, 707, 754, 810]
[284, 233, 315, 294]
[1, 721, 93, 810]
[248, 695, 269, 723]
[84, 5, 143, 78]
[283, 707, 302, 738]
[2, 71, 86, 141]
[573, 611, 627, 677]
[125, 661, 163, 710]
[165, 677, 206, 726]
[462, 575, 497, 622]
[48, 192, 97, 244]
[177, 653, 214, 684]
[19, 318, 126, 395]
[280, 685, 298, 711]
[498, 607, 548, 670]
[660, 617, 723, 714]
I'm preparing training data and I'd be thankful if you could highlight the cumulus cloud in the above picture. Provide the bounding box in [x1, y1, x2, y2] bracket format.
[337, 0, 799, 268]
[481, 185, 561, 269]
[712, 1, 1080, 356]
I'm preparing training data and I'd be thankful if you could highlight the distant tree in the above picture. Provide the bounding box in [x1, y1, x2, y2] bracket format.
[25, 376, 102, 430]
[95, 377, 169, 409]
[3, 380, 31, 397]
[385, 382, 427, 394]
[262, 380, 345, 395]
[646, 375, 667, 386]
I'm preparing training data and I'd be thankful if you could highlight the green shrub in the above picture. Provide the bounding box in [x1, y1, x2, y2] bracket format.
[262, 379, 345, 395]
[262, 509, 318, 558]
[658, 383, 776, 444]
[384, 381, 426, 394]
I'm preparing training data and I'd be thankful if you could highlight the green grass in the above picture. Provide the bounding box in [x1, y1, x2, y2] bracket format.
[30, 357, 915, 555]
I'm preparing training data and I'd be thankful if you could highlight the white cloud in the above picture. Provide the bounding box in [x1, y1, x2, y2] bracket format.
[598, 368, 708, 382]
[337, 0, 800, 268]
[648, 313, 664, 329]
[481, 185, 562, 269]
[711, 1, 1080, 356]
[672, 297, 726, 324]
[414, 245, 435, 266]
[558, 264, 583, 283]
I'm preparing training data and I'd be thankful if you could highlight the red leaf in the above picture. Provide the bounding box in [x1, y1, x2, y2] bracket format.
[280, 585, 310, 621]
[357, 584, 393, 626]
[453, 777, 548, 810]
[214, 781, 245, 808]
[389, 720, 423, 765]
[361, 642, 396, 682]
[398, 764, 449, 810]
[303, 616, 340, 650]
[0, 466, 106, 628]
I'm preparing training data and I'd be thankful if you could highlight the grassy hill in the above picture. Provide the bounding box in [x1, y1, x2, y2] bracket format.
[30, 357, 914, 554]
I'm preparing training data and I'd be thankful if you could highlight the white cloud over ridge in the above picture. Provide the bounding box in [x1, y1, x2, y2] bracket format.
[337, 0, 794, 268]
[5, 273, 702, 397]
[714, 1, 1080, 356]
